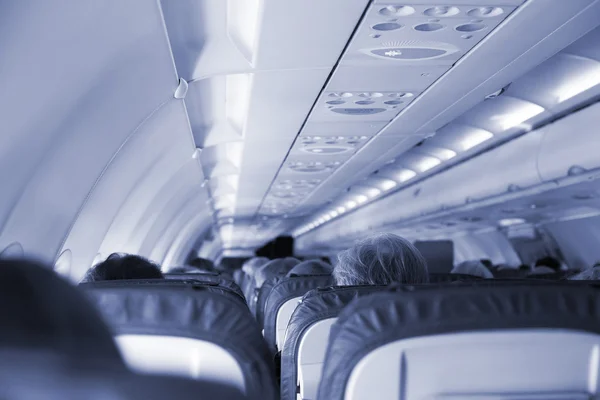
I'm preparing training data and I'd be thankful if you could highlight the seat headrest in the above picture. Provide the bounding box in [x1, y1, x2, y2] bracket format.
[0, 259, 122, 365]
[81, 278, 246, 303]
[319, 283, 600, 400]
[163, 273, 244, 299]
[81, 281, 277, 399]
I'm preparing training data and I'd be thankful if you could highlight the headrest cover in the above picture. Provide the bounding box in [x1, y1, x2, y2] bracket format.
[318, 283, 600, 400]
[82, 282, 277, 400]
[286, 260, 332, 277]
[0, 259, 122, 364]
[163, 274, 244, 299]
[263, 274, 333, 352]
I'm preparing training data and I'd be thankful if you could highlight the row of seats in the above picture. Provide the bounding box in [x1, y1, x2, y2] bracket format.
[234, 258, 600, 400]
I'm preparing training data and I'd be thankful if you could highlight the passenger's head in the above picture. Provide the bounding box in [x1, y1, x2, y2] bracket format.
[534, 256, 561, 272]
[569, 265, 600, 281]
[0, 259, 122, 363]
[286, 259, 333, 277]
[451, 260, 494, 279]
[254, 257, 300, 288]
[480, 259, 493, 269]
[241, 257, 270, 277]
[80, 253, 163, 283]
[333, 233, 429, 286]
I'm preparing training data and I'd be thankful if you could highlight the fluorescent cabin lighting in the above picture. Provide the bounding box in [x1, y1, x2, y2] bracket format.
[345, 200, 358, 209]
[355, 195, 369, 204]
[414, 155, 441, 172]
[396, 169, 417, 182]
[491, 103, 545, 131]
[365, 188, 381, 198]
[336, 206, 347, 214]
[556, 66, 600, 102]
[380, 179, 398, 191]
[330, 211, 339, 218]
[457, 128, 494, 151]
[498, 218, 526, 227]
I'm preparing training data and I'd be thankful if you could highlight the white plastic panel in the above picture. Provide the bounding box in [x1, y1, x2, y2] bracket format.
[538, 102, 600, 182]
[0, 0, 179, 263]
[298, 318, 338, 400]
[61, 101, 199, 280]
[276, 297, 303, 351]
[345, 330, 600, 400]
[116, 335, 245, 392]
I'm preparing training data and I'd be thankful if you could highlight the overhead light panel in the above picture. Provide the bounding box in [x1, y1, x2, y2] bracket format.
[379, 179, 397, 191]
[345, 200, 358, 209]
[355, 194, 369, 204]
[395, 169, 417, 182]
[412, 155, 442, 172]
[336, 206, 346, 214]
[555, 64, 600, 103]
[457, 128, 494, 151]
[498, 218, 526, 227]
[491, 103, 545, 131]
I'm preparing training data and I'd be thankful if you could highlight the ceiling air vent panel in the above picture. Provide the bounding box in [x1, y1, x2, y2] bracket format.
[343, 3, 518, 66]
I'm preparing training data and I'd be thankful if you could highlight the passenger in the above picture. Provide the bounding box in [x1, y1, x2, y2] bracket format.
[333, 233, 429, 286]
[451, 260, 494, 279]
[480, 259, 493, 269]
[530, 256, 561, 275]
[286, 259, 332, 277]
[80, 253, 163, 282]
[569, 263, 600, 280]
[254, 257, 300, 288]
[242, 257, 270, 277]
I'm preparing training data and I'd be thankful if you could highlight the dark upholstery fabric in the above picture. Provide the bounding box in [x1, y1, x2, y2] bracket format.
[82, 281, 277, 400]
[318, 283, 600, 400]
[255, 276, 283, 325]
[0, 350, 249, 400]
[262, 274, 333, 352]
[163, 273, 245, 301]
[428, 272, 483, 283]
[0, 260, 122, 366]
[280, 285, 387, 400]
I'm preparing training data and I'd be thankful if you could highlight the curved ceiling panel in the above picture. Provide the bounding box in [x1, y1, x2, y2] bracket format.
[0, 0, 178, 263]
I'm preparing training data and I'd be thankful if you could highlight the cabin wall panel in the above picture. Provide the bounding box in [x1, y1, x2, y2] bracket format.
[0, 0, 178, 265]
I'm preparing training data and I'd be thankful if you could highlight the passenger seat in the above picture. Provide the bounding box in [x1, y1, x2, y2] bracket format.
[280, 285, 387, 400]
[318, 283, 600, 400]
[82, 279, 278, 400]
[262, 274, 333, 352]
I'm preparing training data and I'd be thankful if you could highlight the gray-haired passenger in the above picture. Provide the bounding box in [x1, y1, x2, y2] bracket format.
[569, 263, 600, 280]
[451, 260, 493, 279]
[242, 257, 270, 277]
[333, 233, 429, 286]
[286, 259, 332, 277]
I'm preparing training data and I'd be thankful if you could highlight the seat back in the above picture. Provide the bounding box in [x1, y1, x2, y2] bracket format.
[82, 280, 278, 400]
[428, 272, 483, 283]
[163, 273, 245, 301]
[262, 274, 333, 352]
[280, 285, 387, 400]
[254, 276, 282, 324]
[318, 283, 600, 400]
